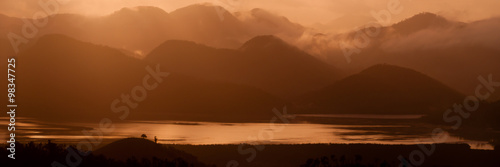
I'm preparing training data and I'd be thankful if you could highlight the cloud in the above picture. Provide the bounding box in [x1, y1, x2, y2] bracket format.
[380, 17, 500, 52]
[236, 8, 305, 41]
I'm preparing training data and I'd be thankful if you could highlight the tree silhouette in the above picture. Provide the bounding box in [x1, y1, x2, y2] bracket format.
[0, 141, 207, 167]
[141, 134, 147, 139]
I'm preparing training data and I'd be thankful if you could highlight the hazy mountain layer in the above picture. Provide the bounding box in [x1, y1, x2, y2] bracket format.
[295, 64, 464, 115]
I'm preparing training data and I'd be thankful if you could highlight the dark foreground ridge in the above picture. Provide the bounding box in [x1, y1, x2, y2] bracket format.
[1, 139, 499, 167]
[0, 138, 210, 167]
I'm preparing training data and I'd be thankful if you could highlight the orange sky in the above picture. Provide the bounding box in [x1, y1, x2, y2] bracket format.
[2, 0, 500, 26]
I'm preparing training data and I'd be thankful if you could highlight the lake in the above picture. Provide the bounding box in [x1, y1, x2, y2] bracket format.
[0, 115, 495, 150]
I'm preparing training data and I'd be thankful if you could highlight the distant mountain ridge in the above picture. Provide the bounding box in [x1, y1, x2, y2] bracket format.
[0, 4, 305, 57]
[0, 6, 498, 123]
[316, 12, 500, 99]
[295, 64, 463, 115]
[16, 34, 282, 122]
[12, 34, 474, 121]
[3, 7, 497, 101]
[145, 35, 339, 98]
[391, 12, 461, 35]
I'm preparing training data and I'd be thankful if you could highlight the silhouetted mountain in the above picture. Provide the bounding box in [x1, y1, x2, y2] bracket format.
[240, 35, 295, 51]
[235, 8, 305, 41]
[16, 34, 281, 122]
[135, 73, 282, 122]
[170, 3, 239, 24]
[338, 13, 461, 49]
[16, 34, 149, 120]
[296, 64, 463, 115]
[313, 13, 500, 99]
[145, 35, 339, 98]
[312, 13, 376, 33]
[0, 13, 25, 57]
[0, 4, 313, 57]
[168, 4, 250, 49]
[93, 138, 204, 165]
[111, 6, 169, 17]
[391, 12, 461, 35]
[95, 6, 174, 53]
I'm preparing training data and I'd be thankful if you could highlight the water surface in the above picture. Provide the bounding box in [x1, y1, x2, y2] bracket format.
[1, 116, 494, 150]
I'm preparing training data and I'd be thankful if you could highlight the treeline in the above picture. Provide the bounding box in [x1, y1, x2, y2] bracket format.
[0, 142, 207, 167]
[301, 154, 391, 167]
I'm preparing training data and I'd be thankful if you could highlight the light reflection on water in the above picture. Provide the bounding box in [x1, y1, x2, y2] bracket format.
[0, 117, 494, 150]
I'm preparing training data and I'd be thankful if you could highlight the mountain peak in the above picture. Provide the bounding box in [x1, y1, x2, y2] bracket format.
[110, 6, 168, 17]
[410, 12, 440, 19]
[157, 39, 211, 51]
[171, 3, 234, 20]
[357, 64, 455, 87]
[299, 64, 463, 115]
[407, 12, 449, 24]
[359, 64, 421, 76]
[392, 12, 452, 34]
[239, 35, 291, 51]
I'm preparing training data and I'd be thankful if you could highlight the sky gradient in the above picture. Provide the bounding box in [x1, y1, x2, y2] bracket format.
[2, 0, 500, 26]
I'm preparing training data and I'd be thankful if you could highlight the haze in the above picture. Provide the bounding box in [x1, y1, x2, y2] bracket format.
[1, 1, 500, 166]
[2, 0, 500, 26]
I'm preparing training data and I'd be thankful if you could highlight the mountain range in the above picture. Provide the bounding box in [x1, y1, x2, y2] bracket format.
[15, 34, 283, 122]
[0, 4, 498, 122]
[9, 33, 479, 122]
[308, 12, 500, 101]
[0, 4, 303, 58]
[145, 35, 338, 98]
